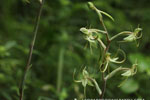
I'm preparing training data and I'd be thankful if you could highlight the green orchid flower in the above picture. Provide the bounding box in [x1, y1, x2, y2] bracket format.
[80, 27, 106, 42]
[121, 63, 137, 77]
[73, 67, 94, 87]
[73, 67, 102, 96]
[80, 27, 106, 35]
[101, 49, 126, 72]
[80, 27, 106, 52]
[123, 28, 142, 42]
[118, 63, 137, 87]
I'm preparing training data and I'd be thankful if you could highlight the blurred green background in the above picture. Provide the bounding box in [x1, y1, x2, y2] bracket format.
[0, 0, 150, 100]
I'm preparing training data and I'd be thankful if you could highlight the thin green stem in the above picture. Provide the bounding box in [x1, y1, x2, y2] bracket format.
[100, 72, 106, 99]
[98, 12, 111, 99]
[97, 38, 106, 49]
[87, 78, 102, 96]
[84, 86, 86, 98]
[92, 79, 102, 96]
[57, 48, 65, 94]
[105, 67, 130, 80]
[100, 30, 110, 99]
[110, 31, 132, 41]
[19, 1, 44, 100]
[100, 18, 110, 42]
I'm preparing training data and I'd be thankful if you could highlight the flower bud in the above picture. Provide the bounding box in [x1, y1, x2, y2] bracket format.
[88, 2, 96, 10]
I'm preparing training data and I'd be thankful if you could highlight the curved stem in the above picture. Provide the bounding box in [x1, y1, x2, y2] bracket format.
[110, 31, 132, 41]
[105, 67, 130, 80]
[87, 78, 102, 96]
[99, 17, 110, 42]
[92, 79, 102, 96]
[97, 38, 106, 49]
[19, 1, 44, 100]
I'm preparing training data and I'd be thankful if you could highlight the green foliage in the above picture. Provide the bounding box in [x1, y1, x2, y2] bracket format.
[0, 0, 150, 99]
[120, 79, 139, 94]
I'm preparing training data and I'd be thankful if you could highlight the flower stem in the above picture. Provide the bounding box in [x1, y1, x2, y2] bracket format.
[110, 31, 132, 41]
[98, 11, 111, 99]
[19, 1, 44, 100]
[105, 67, 129, 80]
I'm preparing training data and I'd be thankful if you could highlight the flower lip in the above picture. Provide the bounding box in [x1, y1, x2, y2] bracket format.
[105, 49, 126, 64]
[134, 28, 142, 32]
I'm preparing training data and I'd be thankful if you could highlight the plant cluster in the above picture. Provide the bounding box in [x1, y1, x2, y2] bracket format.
[74, 2, 142, 99]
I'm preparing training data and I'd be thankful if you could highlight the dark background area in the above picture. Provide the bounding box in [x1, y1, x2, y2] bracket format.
[0, 0, 150, 100]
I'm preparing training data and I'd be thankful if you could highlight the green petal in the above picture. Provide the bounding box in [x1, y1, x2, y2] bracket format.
[73, 69, 82, 83]
[121, 70, 132, 77]
[87, 79, 94, 87]
[82, 67, 89, 77]
[110, 57, 119, 62]
[82, 79, 88, 87]
[110, 49, 126, 63]
[101, 61, 109, 72]
[89, 29, 106, 34]
[123, 34, 136, 42]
